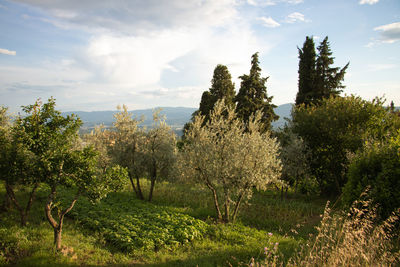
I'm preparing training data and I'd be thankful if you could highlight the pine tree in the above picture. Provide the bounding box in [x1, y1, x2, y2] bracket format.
[235, 52, 278, 131]
[315, 37, 349, 100]
[295, 36, 316, 106]
[295, 36, 349, 106]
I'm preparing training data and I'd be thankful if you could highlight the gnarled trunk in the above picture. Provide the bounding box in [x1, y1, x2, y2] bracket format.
[45, 185, 79, 250]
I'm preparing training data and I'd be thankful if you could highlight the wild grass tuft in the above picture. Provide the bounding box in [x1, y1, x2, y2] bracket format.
[251, 198, 400, 267]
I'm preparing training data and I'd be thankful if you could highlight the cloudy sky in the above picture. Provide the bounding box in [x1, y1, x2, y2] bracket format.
[0, 0, 399, 112]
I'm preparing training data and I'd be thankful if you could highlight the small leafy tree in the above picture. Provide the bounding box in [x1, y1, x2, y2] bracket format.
[12, 98, 127, 249]
[0, 107, 37, 222]
[178, 100, 282, 223]
[278, 127, 316, 197]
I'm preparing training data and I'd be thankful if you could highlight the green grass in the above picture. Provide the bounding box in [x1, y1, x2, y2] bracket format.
[0, 181, 325, 266]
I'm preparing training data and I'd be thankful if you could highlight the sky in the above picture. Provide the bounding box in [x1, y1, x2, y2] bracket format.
[0, 0, 399, 112]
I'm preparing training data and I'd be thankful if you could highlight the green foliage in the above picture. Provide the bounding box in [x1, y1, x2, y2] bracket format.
[343, 132, 400, 219]
[68, 192, 209, 252]
[292, 95, 400, 195]
[295, 36, 349, 106]
[235, 53, 278, 131]
[179, 100, 282, 222]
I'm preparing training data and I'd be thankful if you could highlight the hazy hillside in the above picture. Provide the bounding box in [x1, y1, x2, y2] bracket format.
[63, 104, 293, 133]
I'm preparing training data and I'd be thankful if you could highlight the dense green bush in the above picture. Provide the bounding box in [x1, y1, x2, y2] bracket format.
[292, 95, 400, 195]
[342, 132, 400, 219]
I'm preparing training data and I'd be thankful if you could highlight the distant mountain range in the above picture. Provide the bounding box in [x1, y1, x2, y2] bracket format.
[63, 103, 293, 134]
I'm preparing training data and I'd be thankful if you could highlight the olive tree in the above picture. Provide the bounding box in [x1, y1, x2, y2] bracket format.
[112, 106, 176, 201]
[145, 110, 176, 201]
[178, 100, 282, 223]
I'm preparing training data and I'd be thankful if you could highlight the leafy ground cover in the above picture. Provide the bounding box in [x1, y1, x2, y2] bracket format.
[68, 192, 209, 252]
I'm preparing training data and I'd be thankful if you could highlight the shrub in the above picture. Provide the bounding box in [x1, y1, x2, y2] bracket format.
[343, 131, 400, 219]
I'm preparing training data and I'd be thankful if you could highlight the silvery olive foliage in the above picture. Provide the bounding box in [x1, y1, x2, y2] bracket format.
[111, 105, 176, 201]
[178, 100, 282, 223]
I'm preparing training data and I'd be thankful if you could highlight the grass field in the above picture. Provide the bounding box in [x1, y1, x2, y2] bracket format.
[0, 181, 330, 266]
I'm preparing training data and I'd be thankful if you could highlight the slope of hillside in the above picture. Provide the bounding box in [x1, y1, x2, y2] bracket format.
[63, 104, 293, 133]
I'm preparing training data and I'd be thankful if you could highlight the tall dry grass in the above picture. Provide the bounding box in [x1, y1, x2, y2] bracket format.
[250, 197, 399, 267]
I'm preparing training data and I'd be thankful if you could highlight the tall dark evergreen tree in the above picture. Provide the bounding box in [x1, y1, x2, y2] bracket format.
[295, 36, 349, 106]
[235, 52, 278, 131]
[199, 64, 236, 122]
[315, 37, 349, 100]
[295, 36, 316, 106]
[183, 64, 235, 136]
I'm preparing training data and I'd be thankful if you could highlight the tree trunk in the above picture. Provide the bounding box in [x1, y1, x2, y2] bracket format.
[135, 175, 144, 200]
[54, 227, 62, 250]
[207, 185, 222, 222]
[224, 197, 230, 223]
[148, 178, 156, 202]
[128, 174, 138, 195]
[5, 183, 26, 226]
[232, 192, 245, 223]
[148, 160, 157, 202]
[5, 182, 39, 226]
[1, 191, 12, 212]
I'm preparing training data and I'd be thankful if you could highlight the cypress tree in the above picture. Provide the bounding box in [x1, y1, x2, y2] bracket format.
[295, 36, 316, 106]
[295, 36, 349, 106]
[183, 64, 235, 137]
[199, 64, 235, 122]
[315, 36, 349, 100]
[235, 52, 278, 131]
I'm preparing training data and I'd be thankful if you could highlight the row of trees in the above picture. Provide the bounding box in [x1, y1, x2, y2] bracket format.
[185, 52, 278, 134]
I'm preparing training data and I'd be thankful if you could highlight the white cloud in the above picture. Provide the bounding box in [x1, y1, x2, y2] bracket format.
[374, 22, 400, 43]
[285, 12, 306, 23]
[286, 0, 303, 4]
[246, 0, 302, 6]
[359, 0, 379, 5]
[0, 48, 16, 56]
[13, 0, 238, 34]
[86, 29, 199, 87]
[367, 64, 397, 72]
[258, 16, 281, 28]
